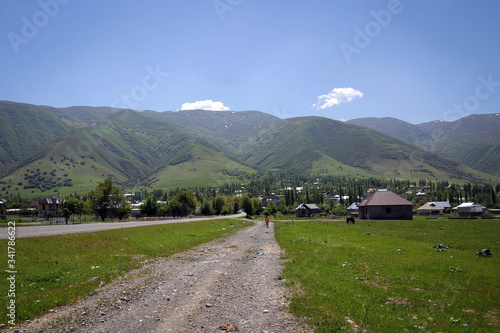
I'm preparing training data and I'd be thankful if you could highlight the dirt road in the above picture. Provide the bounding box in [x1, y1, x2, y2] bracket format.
[15, 220, 313, 332]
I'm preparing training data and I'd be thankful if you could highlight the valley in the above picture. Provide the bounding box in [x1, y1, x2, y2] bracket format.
[0, 101, 499, 200]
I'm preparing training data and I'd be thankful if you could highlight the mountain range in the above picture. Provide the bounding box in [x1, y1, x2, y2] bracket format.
[0, 101, 498, 199]
[347, 114, 500, 176]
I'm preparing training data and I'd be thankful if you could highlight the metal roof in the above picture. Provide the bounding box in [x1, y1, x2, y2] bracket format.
[295, 203, 320, 210]
[358, 191, 413, 207]
[455, 202, 483, 208]
[347, 202, 359, 210]
[429, 201, 451, 208]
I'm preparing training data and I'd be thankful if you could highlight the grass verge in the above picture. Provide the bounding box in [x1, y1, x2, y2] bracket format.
[0, 218, 251, 325]
[275, 216, 499, 332]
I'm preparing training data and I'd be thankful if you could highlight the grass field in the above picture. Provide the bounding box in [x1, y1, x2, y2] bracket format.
[142, 145, 255, 190]
[0, 219, 251, 325]
[275, 216, 499, 332]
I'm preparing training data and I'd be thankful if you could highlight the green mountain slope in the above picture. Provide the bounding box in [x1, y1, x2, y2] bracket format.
[0, 101, 72, 168]
[239, 116, 498, 183]
[0, 101, 125, 170]
[0, 101, 498, 199]
[417, 114, 500, 175]
[49, 105, 119, 128]
[0, 126, 155, 197]
[141, 109, 280, 154]
[349, 113, 500, 175]
[0, 109, 255, 198]
[347, 117, 430, 148]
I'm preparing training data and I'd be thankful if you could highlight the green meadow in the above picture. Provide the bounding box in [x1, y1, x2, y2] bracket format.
[275, 217, 500, 332]
[0, 219, 250, 325]
[1, 216, 499, 332]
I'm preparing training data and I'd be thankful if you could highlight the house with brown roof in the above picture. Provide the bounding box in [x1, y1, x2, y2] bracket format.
[0, 200, 6, 220]
[358, 190, 413, 220]
[38, 197, 61, 218]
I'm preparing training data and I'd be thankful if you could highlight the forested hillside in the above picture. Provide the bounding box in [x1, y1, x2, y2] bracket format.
[0, 101, 498, 199]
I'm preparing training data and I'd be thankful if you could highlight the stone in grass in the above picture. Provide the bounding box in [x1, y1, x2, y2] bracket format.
[433, 243, 450, 252]
[475, 248, 492, 257]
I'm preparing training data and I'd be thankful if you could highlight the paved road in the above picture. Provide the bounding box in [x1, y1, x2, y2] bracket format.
[1, 213, 246, 239]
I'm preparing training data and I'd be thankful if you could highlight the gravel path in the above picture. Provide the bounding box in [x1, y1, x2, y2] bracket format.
[14, 220, 313, 333]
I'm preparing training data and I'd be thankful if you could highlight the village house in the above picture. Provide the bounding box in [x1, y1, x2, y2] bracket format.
[416, 190, 427, 197]
[358, 190, 413, 220]
[124, 193, 134, 202]
[328, 194, 351, 203]
[130, 203, 142, 218]
[346, 202, 360, 217]
[417, 202, 445, 215]
[429, 201, 451, 213]
[454, 202, 486, 217]
[263, 195, 280, 207]
[38, 197, 62, 218]
[28, 202, 39, 210]
[295, 203, 321, 217]
[0, 200, 6, 220]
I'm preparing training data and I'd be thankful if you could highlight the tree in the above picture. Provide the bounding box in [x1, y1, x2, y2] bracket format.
[233, 197, 240, 214]
[116, 204, 131, 220]
[158, 204, 170, 217]
[140, 196, 159, 217]
[174, 189, 197, 216]
[266, 201, 277, 215]
[168, 198, 183, 218]
[278, 201, 288, 215]
[87, 179, 128, 221]
[60, 196, 83, 224]
[200, 201, 214, 215]
[213, 195, 225, 215]
[240, 196, 253, 217]
[331, 203, 346, 216]
[251, 197, 263, 215]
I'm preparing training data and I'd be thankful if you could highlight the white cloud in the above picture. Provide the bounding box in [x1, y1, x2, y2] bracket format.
[313, 87, 363, 109]
[181, 99, 230, 111]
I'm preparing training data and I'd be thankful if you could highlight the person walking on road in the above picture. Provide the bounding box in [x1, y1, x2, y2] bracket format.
[265, 216, 269, 228]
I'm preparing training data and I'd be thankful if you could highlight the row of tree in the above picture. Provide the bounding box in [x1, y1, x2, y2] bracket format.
[60, 175, 500, 222]
[58, 179, 273, 222]
[4, 172, 500, 223]
[129, 174, 500, 209]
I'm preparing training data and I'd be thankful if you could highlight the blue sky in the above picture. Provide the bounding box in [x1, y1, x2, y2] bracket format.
[1, 0, 500, 123]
